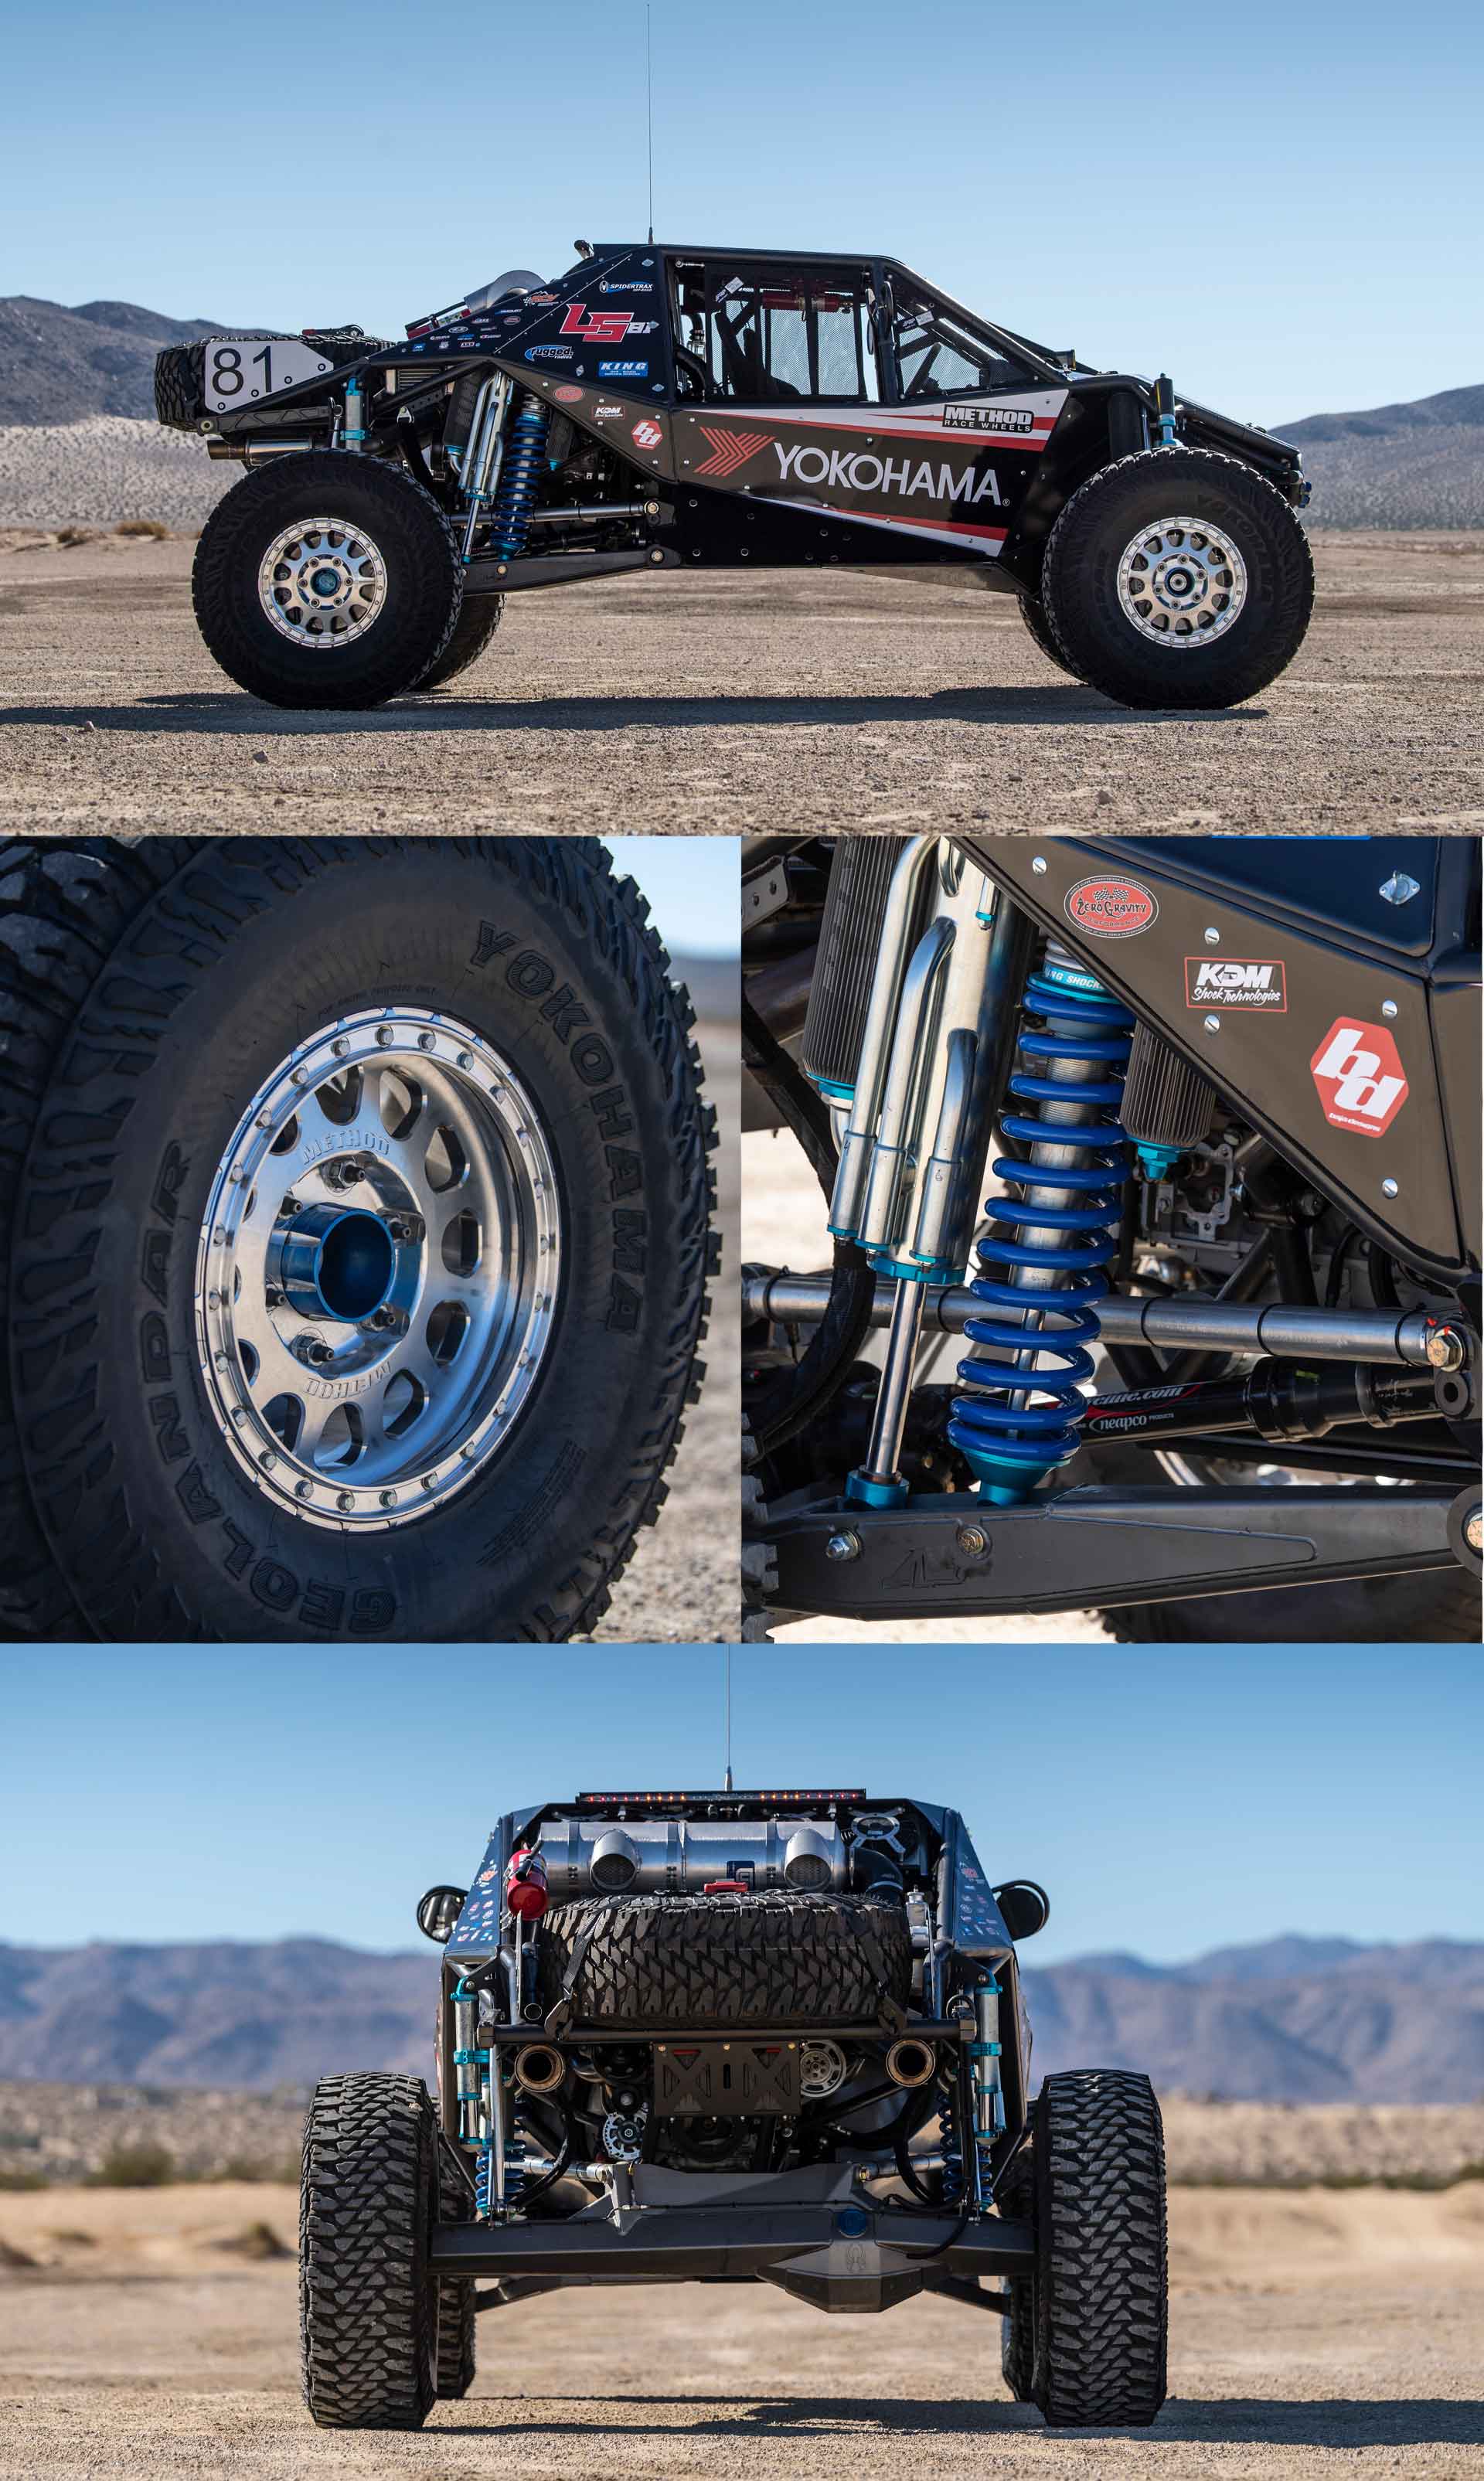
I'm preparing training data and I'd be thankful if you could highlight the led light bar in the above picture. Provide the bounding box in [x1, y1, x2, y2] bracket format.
[575, 1788, 868, 1807]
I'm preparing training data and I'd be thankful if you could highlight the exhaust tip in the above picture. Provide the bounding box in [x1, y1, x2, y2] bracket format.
[589, 1826, 639, 1892]
[513, 2043, 566, 2095]
[885, 2038, 938, 2089]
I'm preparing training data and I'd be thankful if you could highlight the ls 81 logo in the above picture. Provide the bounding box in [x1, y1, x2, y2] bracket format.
[560, 306, 653, 344]
[1310, 1019, 1409, 1137]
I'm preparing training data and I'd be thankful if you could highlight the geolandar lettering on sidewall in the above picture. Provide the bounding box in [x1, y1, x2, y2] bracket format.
[471, 921, 646, 1332]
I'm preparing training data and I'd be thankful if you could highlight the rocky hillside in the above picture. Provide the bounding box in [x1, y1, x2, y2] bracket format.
[1, 1935, 1479, 2102]
[0, 298, 234, 427]
[1278, 382, 1484, 529]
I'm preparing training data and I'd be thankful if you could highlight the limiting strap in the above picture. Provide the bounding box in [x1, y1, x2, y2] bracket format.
[543, 1918, 604, 2034]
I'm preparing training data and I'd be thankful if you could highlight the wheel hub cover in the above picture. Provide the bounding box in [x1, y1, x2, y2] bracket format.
[1116, 516, 1247, 646]
[258, 519, 388, 647]
[195, 1008, 561, 1530]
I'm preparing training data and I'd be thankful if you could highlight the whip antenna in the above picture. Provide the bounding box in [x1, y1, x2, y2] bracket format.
[645, 6, 655, 244]
[723, 1646, 733, 1792]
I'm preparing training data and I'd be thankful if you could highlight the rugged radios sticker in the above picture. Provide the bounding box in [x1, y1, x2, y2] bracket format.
[1310, 1019, 1410, 1137]
[1064, 876, 1158, 937]
[1185, 957, 1288, 1010]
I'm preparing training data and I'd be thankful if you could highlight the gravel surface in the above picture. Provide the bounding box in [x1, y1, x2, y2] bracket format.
[2, 2180, 1480, 2477]
[0, 418, 232, 529]
[1, 532, 1479, 831]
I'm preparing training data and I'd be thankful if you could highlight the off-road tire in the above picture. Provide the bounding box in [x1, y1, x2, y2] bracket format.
[300, 2073, 437, 2432]
[154, 332, 388, 431]
[0, 837, 718, 1642]
[1032, 2070, 1167, 2428]
[414, 594, 504, 692]
[1040, 448, 1313, 710]
[997, 2149, 1037, 2401]
[435, 2142, 476, 2400]
[192, 451, 463, 706]
[1018, 596, 1079, 679]
[536, 1890, 913, 2026]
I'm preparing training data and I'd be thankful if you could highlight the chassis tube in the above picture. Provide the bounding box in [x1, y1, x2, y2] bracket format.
[742, 1274, 1464, 1369]
[830, 838, 939, 1240]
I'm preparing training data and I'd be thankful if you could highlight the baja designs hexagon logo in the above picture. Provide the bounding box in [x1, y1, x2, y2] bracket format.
[1309, 1018, 1409, 1137]
[1064, 876, 1159, 938]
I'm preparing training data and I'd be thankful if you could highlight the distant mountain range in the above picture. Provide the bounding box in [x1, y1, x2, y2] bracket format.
[0, 297, 229, 427]
[1, 1934, 1479, 2102]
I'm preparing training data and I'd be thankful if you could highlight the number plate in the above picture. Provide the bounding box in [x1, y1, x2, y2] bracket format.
[201, 336, 336, 415]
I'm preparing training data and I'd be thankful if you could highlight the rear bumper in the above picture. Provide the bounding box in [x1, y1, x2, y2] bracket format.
[431, 2191, 1033, 2310]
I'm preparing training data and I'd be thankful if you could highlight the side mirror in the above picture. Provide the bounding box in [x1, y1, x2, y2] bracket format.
[417, 1885, 468, 1945]
[993, 1880, 1050, 1942]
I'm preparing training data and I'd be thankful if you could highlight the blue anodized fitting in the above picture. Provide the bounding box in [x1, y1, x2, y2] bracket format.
[947, 949, 1132, 1504]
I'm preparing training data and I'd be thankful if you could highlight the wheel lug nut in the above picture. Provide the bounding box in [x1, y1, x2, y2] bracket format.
[265, 1285, 285, 1308]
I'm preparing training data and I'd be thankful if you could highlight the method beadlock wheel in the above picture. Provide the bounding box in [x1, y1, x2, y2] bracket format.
[1040, 448, 1314, 709]
[1032, 2070, 1168, 2428]
[300, 2074, 438, 2431]
[192, 451, 463, 706]
[536, 1891, 914, 2025]
[0, 838, 718, 1644]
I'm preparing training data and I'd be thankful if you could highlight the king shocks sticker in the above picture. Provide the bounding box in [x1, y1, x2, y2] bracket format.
[1064, 876, 1159, 938]
[1185, 957, 1287, 1011]
[1310, 1019, 1410, 1138]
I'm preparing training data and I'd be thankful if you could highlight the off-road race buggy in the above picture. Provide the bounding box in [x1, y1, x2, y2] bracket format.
[156, 243, 1315, 712]
[742, 832, 1482, 1642]
[301, 1788, 1167, 2430]
[0, 836, 717, 1643]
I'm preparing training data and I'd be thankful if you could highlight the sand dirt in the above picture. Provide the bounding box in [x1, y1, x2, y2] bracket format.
[2, 2174, 1480, 2477]
[1, 531, 1479, 832]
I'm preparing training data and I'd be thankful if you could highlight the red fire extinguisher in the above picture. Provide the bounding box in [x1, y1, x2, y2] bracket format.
[506, 1849, 550, 1921]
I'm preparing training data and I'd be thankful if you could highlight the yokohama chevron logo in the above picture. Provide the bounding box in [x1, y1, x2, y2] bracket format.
[1310, 1018, 1409, 1137]
[696, 425, 771, 479]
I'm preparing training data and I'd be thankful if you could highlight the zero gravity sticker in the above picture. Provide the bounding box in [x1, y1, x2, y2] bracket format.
[1185, 957, 1287, 1010]
[1310, 1019, 1410, 1137]
[1064, 876, 1159, 938]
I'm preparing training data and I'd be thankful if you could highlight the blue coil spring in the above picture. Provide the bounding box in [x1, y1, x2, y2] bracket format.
[488, 394, 550, 557]
[947, 963, 1133, 1494]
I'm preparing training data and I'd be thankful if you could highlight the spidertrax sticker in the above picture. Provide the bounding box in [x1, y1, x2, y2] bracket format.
[1064, 876, 1158, 938]
[1185, 957, 1287, 1011]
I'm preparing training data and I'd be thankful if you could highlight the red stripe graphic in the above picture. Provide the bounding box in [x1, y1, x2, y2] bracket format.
[694, 425, 772, 478]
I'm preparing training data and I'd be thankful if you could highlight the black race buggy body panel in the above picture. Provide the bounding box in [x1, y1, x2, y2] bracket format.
[964, 836, 1481, 1280]
[196, 243, 1305, 592]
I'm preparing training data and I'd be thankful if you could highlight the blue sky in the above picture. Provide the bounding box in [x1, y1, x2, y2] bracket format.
[3, 2, 1479, 425]
[2, 1647, 1478, 1965]
[604, 836, 736, 958]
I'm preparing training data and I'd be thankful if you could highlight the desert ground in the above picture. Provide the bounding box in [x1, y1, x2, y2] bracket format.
[2, 2125, 1481, 2480]
[594, 1012, 737, 1643]
[1, 529, 1480, 833]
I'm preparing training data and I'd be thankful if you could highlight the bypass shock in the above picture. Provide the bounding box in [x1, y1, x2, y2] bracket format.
[948, 943, 1133, 1503]
[488, 391, 551, 557]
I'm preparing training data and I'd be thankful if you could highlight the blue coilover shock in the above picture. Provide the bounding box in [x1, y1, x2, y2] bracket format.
[488, 392, 550, 558]
[947, 941, 1132, 1504]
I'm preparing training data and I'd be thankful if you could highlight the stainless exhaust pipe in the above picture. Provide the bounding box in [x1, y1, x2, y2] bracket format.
[742, 1273, 1458, 1370]
[884, 2037, 939, 2089]
[513, 2044, 567, 2095]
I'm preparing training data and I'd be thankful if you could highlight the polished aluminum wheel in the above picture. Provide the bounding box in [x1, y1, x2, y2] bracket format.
[257, 518, 388, 648]
[195, 1009, 560, 1530]
[1115, 516, 1247, 646]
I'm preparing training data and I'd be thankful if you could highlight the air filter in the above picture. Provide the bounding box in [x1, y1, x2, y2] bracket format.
[802, 838, 904, 1096]
[1122, 1021, 1216, 1174]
